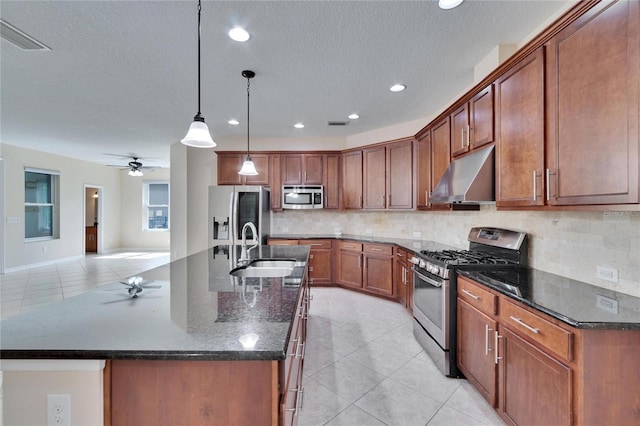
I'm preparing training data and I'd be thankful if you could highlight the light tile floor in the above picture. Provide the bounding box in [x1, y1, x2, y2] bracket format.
[0, 251, 170, 320]
[300, 288, 506, 426]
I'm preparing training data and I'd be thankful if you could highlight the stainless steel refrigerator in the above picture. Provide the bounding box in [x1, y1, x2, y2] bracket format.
[208, 186, 271, 247]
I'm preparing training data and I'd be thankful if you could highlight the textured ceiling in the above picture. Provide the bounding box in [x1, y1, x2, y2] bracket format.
[1, 0, 572, 168]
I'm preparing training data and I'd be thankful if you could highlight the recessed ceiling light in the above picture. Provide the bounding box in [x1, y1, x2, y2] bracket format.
[348, 114, 360, 120]
[439, 0, 464, 10]
[390, 84, 406, 92]
[228, 119, 239, 125]
[228, 27, 250, 42]
[294, 123, 305, 129]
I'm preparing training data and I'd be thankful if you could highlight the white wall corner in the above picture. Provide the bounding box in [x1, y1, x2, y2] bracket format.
[474, 44, 517, 84]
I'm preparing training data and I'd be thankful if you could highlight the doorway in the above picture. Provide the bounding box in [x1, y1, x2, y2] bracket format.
[84, 185, 102, 253]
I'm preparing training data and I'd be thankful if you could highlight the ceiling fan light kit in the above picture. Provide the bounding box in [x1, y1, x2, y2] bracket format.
[181, 0, 215, 148]
[239, 69, 258, 176]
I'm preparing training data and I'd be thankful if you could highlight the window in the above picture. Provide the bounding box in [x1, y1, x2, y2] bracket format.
[24, 168, 60, 240]
[143, 182, 169, 231]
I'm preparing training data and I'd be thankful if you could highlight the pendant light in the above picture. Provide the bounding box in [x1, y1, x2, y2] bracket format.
[181, 0, 215, 148]
[238, 70, 258, 175]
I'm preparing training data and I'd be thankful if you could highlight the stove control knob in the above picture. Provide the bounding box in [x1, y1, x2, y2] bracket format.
[408, 256, 419, 265]
[419, 260, 426, 269]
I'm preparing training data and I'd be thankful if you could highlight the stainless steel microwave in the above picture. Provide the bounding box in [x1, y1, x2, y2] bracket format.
[282, 185, 324, 209]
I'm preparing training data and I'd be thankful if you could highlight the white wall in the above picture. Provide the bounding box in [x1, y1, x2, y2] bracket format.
[119, 167, 171, 250]
[1, 144, 122, 271]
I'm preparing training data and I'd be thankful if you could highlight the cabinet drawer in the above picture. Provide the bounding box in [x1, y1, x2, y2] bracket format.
[363, 243, 393, 256]
[500, 298, 573, 361]
[457, 277, 497, 316]
[339, 241, 362, 251]
[302, 239, 332, 249]
[268, 239, 299, 245]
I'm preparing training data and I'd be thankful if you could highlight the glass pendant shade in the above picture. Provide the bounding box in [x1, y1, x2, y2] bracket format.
[181, 117, 215, 148]
[128, 169, 143, 177]
[239, 156, 258, 175]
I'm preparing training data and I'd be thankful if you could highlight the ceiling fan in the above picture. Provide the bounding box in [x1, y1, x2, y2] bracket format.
[104, 154, 158, 177]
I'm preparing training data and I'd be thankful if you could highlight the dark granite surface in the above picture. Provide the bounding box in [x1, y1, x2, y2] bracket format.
[0, 245, 310, 360]
[460, 268, 640, 330]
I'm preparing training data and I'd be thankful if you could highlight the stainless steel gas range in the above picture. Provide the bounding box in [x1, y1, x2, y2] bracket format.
[410, 227, 527, 377]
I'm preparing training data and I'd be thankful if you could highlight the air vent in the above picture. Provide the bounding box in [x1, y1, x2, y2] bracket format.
[327, 121, 349, 126]
[1, 19, 50, 51]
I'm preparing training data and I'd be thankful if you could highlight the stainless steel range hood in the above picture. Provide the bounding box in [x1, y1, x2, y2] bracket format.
[429, 145, 495, 204]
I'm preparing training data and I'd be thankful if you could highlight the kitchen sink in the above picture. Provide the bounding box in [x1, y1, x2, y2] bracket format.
[229, 259, 297, 278]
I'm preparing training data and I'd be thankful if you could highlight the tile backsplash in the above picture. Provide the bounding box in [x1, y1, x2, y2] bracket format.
[272, 206, 640, 298]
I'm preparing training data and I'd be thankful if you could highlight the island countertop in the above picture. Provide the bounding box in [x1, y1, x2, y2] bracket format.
[0, 245, 310, 361]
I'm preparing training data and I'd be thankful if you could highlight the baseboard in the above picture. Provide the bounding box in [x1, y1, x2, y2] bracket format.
[3, 254, 85, 274]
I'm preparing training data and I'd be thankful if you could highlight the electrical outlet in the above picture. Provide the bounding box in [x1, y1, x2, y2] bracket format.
[596, 266, 618, 283]
[596, 295, 619, 314]
[47, 394, 71, 426]
[412, 231, 422, 239]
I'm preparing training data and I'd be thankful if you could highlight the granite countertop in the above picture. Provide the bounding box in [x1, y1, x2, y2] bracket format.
[459, 268, 640, 330]
[0, 244, 310, 361]
[269, 233, 457, 254]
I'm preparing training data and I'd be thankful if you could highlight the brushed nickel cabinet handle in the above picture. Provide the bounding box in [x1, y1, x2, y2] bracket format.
[370, 248, 382, 252]
[532, 170, 537, 201]
[510, 316, 540, 334]
[462, 289, 480, 300]
[485, 324, 492, 355]
[546, 168, 550, 201]
[495, 331, 503, 364]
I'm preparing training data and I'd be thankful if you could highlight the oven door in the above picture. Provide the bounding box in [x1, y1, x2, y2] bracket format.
[412, 267, 449, 350]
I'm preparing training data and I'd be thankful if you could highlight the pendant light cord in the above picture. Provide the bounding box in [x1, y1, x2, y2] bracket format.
[197, 0, 202, 116]
[246, 77, 251, 156]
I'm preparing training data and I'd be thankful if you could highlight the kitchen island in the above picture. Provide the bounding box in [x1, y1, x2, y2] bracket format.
[1, 244, 310, 425]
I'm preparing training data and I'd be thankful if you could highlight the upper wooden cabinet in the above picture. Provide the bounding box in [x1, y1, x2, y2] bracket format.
[495, 48, 546, 208]
[282, 154, 324, 185]
[545, 0, 639, 206]
[217, 153, 270, 186]
[324, 154, 340, 209]
[342, 150, 363, 209]
[269, 155, 282, 211]
[416, 131, 432, 209]
[451, 85, 494, 158]
[363, 139, 414, 210]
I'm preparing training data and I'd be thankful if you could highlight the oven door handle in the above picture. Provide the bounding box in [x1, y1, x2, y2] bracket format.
[412, 267, 443, 288]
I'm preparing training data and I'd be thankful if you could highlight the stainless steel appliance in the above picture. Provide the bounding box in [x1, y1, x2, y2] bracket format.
[410, 227, 527, 377]
[282, 185, 323, 209]
[208, 186, 270, 246]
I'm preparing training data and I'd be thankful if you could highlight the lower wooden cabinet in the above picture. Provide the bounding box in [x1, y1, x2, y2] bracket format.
[457, 275, 640, 426]
[394, 248, 413, 312]
[336, 241, 363, 289]
[305, 240, 333, 286]
[362, 243, 393, 297]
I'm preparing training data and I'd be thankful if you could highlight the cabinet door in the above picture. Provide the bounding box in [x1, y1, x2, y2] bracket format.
[431, 117, 451, 195]
[282, 155, 303, 185]
[451, 104, 470, 157]
[309, 248, 332, 285]
[243, 154, 270, 185]
[394, 253, 407, 308]
[387, 140, 414, 209]
[545, 0, 639, 205]
[363, 146, 387, 209]
[457, 299, 498, 407]
[337, 249, 362, 288]
[499, 326, 571, 426]
[416, 132, 432, 209]
[342, 151, 363, 209]
[217, 153, 244, 185]
[495, 48, 545, 207]
[303, 154, 324, 184]
[324, 154, 340, 209]
[364, 254, 393, 296]
[269, 155, 282, 211]
[470, 84, 494, 150]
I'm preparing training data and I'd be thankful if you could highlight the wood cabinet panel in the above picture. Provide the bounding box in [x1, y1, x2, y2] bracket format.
[337, 242, 362, 288]
[304, 155, 324, 184]
[305, 239, 333, 285]
[458, 276, 497, 315]
[499, 326, 571, 426]
[545, 0, 639, 205]
[457, 299, 498, 407]
[495, 48, 545, 207]
[270, 155, 282, 211]
[416, 132, 432, 209]
[282, 154, 324, 185]
[363, 146, 387, 209]
[470, 84, 494, 150]
[218, 153, 269, 186]
[324, 154, 340, 209]
[451, 104, 470, 157]
[431, 117, 451, 192]
[363, 252, 393, 297]
[386, 139, 414, 209]
[342, 151, 363, 209]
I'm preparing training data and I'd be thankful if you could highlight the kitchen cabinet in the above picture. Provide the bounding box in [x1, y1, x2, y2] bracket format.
[415, 131, 432, 209]
[270, 154, 283, 211]
[324, 154, 340, 209]
[268, 239, 299, 246]
[458, 275, 640, 426]
[85, 226, 97, 253]
[495, 47, 545, 208]
[415, 118, 451, 210]
[342, 150, 363, 209]
[336, 241, 363, 289]
[363, 139, 414, 210]
[457, 279, 498, 407]
[393, 247, 412, 312]
[545, 0, 639, 206]
[362, 243, 393, 297]
[217, 152, 270, 186]
[303, 239, 333, 286]
[451, 85, 495, 158]
[282, 154, 324, 185]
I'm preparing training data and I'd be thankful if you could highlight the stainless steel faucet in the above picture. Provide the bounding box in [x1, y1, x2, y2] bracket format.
[239, 222, 259, 264]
